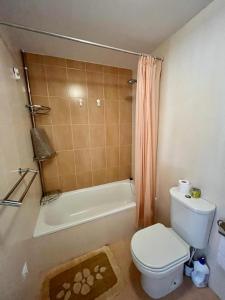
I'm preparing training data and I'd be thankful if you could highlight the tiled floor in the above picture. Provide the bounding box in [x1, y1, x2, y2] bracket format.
[110, 238, 219, 300]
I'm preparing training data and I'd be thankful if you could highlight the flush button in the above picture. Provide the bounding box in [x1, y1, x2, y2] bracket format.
[185, 194, 191, 199]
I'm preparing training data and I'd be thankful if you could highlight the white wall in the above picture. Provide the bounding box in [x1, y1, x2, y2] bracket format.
[0, 27, 43, 299]
[154, 0, 225, 298]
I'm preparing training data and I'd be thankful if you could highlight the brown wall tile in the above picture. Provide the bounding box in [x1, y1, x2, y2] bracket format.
[28, 64, 48, 96]
[92, 169, 107, 186]
[59, 175, 76, 192]
[72, 125, 90, 148]
[86, 62, 103, 73]
[76, 172, 92, 189]
[120, 124, 132, 146]
[87, 72, 104, 99]
[106, 125, 119, 146]
[26, 52, 132, 193]
[67, 59, 85, 70]
[57, 150, 75, 176]
[106, 147, 119, 167]
[50, 97, 70, 125]
[75, 149, 92, 173]
[44, 176, 60, 192]
[104, 72, 118, 100]
[88, 99, 105, 124]
[70, 98, 88, 124]
[46, 65, 68, 97]
[105, 100, 119, 124]
[90, 125, 105, 147]
[91, 148, 106, 170]
[53, 125, 73, 151]
[43, 55, 66, 67]
[106, 167, 119, 182]
[67, 69, 87, 98]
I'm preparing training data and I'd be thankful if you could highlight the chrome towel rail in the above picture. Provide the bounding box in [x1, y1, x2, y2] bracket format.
[0, 168, 38, 207]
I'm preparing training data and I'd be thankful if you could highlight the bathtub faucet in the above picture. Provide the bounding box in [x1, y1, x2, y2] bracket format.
[40, 192, 61, 205]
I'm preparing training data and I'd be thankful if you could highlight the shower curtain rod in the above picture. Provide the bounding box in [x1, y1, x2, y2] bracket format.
[0, 21, 163, 61]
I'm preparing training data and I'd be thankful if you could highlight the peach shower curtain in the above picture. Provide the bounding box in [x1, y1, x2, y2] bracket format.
[135, 55, 162, 228]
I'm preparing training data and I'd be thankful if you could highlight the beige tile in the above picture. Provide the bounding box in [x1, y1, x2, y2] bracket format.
[76, 172, 92, 189]
[86, 62, 103, 73]
[70, 98, 88, 124]
[52, 125, 73, 151]
[119, 99, 132, 123]
[88, 98, 105, 124]
[42, 157, 58, 180]
[104, 72, 118, 100]
[28, 64, 48, 96]
[43, 55, 66, 66]
[24, 52, 44, 64]
[106, 147, 119, 167]
[87, 72, 104, 99]
[106, 125, 119, 146]
[32, 96, 51, 125]
[72, 125, 90, 149]
[50, 97, 70, 125]
[120, 124, 132, 145]
[75, 149, 92, 173]
[106, 167, 119, 182]
[57, 150, 75, 176]
[119, 165, 131, 180]
[67, 59, 85, 70]
[90, 125, 105, 147]
[59, 175, 76, 192]
[92, 169, 107, 186]
[67, 68, 87, 98]
[45, 65, 68, 97]
[105, 100, 119, 124]
[120, 146, 131, 166]
[91, 148, 106, 170]
[44, 176, 60, 192]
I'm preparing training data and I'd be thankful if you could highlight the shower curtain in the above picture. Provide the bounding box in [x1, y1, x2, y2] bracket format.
[135, 55, 162, 228]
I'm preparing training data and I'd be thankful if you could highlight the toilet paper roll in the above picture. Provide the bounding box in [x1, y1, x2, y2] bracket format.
[178, 180, 191, 194]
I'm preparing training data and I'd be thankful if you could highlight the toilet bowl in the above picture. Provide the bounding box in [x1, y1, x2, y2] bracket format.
[131, 187, 215, 299]
[131, 223, 190, 299]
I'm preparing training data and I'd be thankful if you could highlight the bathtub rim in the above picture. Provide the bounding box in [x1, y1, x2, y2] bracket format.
[33, 179, 136, 238]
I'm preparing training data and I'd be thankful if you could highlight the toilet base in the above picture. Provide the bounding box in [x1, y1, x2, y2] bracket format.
[141, 264, 184, 299]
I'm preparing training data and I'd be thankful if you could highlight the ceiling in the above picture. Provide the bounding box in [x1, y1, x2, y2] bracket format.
[0, 0, 213, 69]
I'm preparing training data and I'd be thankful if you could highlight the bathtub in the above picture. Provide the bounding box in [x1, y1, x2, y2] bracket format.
[34, 179, 136, 237]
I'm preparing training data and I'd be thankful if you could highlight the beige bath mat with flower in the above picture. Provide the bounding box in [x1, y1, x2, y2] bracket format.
[41, 246, 123, 300]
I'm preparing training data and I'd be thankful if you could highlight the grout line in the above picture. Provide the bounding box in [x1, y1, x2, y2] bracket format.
[86, 62, 93, 186]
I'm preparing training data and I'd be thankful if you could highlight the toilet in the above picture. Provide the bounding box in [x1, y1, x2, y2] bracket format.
[131, 186, 215, 299]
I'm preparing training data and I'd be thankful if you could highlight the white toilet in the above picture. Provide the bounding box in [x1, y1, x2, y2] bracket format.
[131, 187, 215, 299]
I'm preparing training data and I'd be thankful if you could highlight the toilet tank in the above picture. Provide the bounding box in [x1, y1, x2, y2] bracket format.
[170, 187, 215, 249]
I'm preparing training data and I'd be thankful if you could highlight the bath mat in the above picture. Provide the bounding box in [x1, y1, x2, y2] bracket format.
[41, 246, 122, 300]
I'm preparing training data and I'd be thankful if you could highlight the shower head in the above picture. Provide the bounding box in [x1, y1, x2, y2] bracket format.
[128, 79, 137, 85]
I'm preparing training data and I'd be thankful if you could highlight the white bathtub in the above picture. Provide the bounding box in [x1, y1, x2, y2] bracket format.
[34, 180, 136, 237]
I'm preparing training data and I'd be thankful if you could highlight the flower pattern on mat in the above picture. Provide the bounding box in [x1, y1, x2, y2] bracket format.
[56, 265, 107, 299]
[94, 265, 107, 280]
[56, 282, 71, 300]
[73, 268, 94, 295]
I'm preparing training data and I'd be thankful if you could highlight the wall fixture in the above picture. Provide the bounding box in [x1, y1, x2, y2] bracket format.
[79, 98, 83, 107]
[12, 67, 20, 80]
[96, 99, 101, 107]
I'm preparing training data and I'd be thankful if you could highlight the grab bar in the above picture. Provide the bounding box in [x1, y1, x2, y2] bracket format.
[0, 168, 38, 207]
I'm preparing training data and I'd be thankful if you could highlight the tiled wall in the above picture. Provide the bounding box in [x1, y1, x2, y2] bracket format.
[24, 53, 133, 192]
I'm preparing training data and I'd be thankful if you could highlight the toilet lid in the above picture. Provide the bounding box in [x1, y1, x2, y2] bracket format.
[131, 223, 189, 271]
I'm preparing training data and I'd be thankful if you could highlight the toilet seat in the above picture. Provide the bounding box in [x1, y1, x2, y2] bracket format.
[131, 223, 190, 273]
